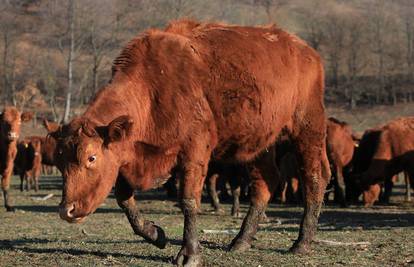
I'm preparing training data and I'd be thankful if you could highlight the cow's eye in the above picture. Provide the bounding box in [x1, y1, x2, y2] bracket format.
[88, 155, 97, 163]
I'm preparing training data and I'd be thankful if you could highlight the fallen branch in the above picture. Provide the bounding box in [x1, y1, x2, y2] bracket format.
[202, 229, 239, 235]
[314, 239, 370, 247]
[31, 193, 54, 201]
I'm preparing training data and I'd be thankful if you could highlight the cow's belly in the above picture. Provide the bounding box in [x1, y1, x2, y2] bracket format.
[212, 114, 287, 162]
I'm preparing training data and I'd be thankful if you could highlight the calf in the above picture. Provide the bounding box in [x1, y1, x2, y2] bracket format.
[0, 107, 33, 211]
[52, 20, 330, 265]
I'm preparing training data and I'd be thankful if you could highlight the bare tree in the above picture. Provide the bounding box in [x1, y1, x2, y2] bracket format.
[344, 15, 368, 108]
[324, 13, 346, 89]
[0, 3, 20, 105]
[369, 0, 392, 104]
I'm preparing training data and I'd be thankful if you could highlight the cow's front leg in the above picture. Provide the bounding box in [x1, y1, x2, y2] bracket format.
[175, 128, 213, 267]
[115, 177, 167, 249]
[2, 168, 15, 212]
[175, 160, 208, 267]
[207, 174, 224, 214]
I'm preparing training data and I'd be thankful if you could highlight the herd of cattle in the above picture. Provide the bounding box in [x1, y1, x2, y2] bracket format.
[1, 20, 413, 265]
[1, 107, 411, 213]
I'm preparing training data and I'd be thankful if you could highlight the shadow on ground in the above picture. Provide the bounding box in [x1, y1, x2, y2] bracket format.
[0, 238, 171, 264]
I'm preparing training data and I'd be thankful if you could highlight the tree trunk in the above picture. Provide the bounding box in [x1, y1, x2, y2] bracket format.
[2, 32, 9, 105]
[63, 0, 75, 123]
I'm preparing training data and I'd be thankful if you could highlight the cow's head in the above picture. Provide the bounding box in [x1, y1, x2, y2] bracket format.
[0, 107, 33, 142]
[52, 115, 133, 223]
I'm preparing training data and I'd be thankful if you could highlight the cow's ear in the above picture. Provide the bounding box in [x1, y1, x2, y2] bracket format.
[21, 112, 34, 122]
[43, 119, 60, 133]
[106, 115, 133, 143]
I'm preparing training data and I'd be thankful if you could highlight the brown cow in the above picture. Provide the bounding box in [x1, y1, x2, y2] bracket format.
[52, 20, 330, 265]
[352, 117, 414, 206]
[325, 117, 358, 207]
[25, 137, 43, 191]
[0, 107, 33, 211]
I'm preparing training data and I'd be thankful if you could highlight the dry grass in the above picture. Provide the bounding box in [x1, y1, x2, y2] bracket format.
[2, 104, 414, 266]
[0, 175, 413, 266]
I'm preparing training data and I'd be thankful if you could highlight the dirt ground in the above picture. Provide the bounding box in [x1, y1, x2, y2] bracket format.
[0, 175, 413, 267]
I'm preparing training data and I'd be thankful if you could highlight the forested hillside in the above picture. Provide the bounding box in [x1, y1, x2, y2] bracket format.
[1, 0, 414, 121]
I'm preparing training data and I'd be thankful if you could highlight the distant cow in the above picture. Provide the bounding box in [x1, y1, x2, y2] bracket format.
[0, 107, 33, 211]
[42, 119, 59, 166]
[25, 137, 43, 191]
[325, 117, 358, 207]
[14, 137, 42, 192]
[352, 117, 414, 206]
[51, 20, 330, 264]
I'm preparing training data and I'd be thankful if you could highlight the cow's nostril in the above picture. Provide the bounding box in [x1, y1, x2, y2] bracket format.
[67, 204, 75, 217]
[59, 203, 76, 221]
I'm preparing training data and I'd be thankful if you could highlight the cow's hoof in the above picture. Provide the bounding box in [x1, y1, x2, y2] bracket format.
[175, 254, 202, 267]
[289, 243, 310, 254]
[228, 239, 251, 252]
[214, 208, 225, 215]
[231, 211, 241, 218]
[5, 206, 15, 212]
[259, 213, 270, 223]
[174, 248, 202, 267]
[144, 223, 167, 249]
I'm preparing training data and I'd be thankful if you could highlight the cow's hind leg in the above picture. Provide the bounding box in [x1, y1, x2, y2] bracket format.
[229, 148, 278, 252]
[34, 176, 39, 192]
[207, 173, 224, 214]
[290, 125, 330, 254]
[20, 174, 24, 192]
[26, 174, 31, 191]
[115, 177, 167, 249]
[334, 165, 347, 207]
[229, 174, 241, 218]
[404, 172, 411, 202]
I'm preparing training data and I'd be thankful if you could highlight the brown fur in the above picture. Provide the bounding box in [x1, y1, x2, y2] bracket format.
[52, 20, 330, 262]
[0, 106, 33, 211]
[42, 119, 59, 166]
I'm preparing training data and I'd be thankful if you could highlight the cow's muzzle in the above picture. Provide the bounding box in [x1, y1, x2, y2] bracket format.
[59, 203, 85, 223]
[8, 132, 18, 141]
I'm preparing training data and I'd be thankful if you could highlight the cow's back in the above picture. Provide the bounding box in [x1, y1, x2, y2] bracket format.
[93, 20, 324, 163]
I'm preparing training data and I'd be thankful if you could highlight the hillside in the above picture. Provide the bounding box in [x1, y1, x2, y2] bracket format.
[1, 0, 414, 120]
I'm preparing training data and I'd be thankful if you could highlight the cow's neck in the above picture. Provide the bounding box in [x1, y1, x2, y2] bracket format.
[83, 78, 150, 140]
[83, 78, 178, 189]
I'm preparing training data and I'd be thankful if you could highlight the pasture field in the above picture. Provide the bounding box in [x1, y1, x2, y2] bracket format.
[0, 175, 413, 266]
